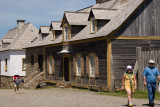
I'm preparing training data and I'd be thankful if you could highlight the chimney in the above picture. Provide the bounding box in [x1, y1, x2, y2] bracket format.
[17, 20, 25, 29]
[96, 0, 110, 4]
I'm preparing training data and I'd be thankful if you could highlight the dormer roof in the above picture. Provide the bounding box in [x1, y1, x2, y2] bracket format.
[88, 8, 117, 20]
[61, 12, 90, 27]
[39, 26, 50, 34]
[50, 21, 62, 31]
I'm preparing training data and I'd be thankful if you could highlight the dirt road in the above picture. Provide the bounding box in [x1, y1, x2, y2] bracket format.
[0, 88, 159, 107]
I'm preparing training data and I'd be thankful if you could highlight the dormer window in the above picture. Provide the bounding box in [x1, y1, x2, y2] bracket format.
[90, 17, 97, 33]
[63, 24, 69, 41]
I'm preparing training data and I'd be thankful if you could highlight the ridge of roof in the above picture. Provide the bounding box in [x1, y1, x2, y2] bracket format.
[64, 11, 89, 14]
[76, 5, 93, 12]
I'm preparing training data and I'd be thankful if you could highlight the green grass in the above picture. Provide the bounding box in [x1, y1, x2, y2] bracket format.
[98, 90, 160, 100]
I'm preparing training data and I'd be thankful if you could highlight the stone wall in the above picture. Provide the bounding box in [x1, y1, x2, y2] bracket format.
[0, 76, 24, 88]
[26, 47, 44, 78]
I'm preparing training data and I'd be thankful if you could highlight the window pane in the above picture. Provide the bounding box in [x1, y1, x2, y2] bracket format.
[90, 56, 95, 76]
[49, 58, 52, 74]
[64, 26, 69, 40]
[76, 56, 81, 75]
[22, 59, 26, 71]
[91, 18, 96, 32]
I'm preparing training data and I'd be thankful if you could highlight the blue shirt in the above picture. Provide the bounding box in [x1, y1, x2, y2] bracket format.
[143, 67, 160, 82]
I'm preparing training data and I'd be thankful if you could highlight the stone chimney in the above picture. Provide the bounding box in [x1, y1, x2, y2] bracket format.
[96, 0, 110, 4]
[17, 20, 25, 29]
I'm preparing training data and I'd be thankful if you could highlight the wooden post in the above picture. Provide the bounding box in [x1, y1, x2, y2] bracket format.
[107, 39, 112, 90]
[137, 47, 143, 90]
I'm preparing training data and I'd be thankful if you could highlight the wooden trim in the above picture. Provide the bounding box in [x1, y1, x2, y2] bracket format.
[22, 58, 26, 71]
[90, 17, 97, 34]
[44, 47, 46, 80]
[5, 58, 7, 72]
[63, 54, 71, 82]
[107, 38, 112, 89]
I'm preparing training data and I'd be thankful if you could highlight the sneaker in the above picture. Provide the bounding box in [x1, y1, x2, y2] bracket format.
[129, 103, 133, 107]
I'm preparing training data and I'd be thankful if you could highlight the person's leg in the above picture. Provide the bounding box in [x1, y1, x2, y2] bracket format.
[126, 89, 132, 105]
[152, 82, 156, 104]
[147, 82, 153, 104]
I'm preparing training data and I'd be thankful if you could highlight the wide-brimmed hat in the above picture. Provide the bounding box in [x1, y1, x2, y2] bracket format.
[148, 60, 155, 64]
[126, 65, 132, 70]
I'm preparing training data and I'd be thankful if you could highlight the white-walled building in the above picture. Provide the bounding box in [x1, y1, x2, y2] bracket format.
[0, 20, 38, 77]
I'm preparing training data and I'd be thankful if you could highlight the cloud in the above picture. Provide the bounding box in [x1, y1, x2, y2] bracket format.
[0, 0, 95, 39]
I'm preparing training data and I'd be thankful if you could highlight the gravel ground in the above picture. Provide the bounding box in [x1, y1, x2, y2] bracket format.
[0, 88, 159, 107]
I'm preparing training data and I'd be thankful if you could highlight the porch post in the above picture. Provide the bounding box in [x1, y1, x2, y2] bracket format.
[107, 38, 112, 90]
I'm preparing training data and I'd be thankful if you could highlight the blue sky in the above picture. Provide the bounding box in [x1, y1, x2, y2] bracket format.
[0, 0, 95, 39]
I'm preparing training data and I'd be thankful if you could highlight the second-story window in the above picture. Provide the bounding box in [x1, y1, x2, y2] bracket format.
[91, 17, 96, 33]
[64, 25, 69, 41]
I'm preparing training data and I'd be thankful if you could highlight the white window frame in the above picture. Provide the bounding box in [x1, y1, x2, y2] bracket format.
[76, 56, 81, 76]
[64, 25, 69, 41]
[22, 58, 26, 71]
[91, 17, 96, 33]
[89, 55, 95, 77]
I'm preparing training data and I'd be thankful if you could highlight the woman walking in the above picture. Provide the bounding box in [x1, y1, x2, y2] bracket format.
[121, 65, 137, 107]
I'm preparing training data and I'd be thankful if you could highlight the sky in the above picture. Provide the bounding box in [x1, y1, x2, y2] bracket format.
[0, 0, 95, 39]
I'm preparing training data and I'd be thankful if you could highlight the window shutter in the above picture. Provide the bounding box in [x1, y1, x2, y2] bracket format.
[81, 56, 84, 76]
[52, 57, 55, 74]
[86, 56, 89, 76]
[73, 56, 76, 76]
[95, 55, 99, 77]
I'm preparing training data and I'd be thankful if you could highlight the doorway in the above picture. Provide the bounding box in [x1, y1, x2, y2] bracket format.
[63, 56, 70, 81]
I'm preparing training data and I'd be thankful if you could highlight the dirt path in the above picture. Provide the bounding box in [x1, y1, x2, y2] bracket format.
[0, 88, 159, 107]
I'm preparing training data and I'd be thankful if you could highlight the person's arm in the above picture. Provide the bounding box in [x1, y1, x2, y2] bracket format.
[13, 77, 15, 83]
[143, 76, 147, 86]
[134, 75, 137, 89]
[121, 74, 126, 90]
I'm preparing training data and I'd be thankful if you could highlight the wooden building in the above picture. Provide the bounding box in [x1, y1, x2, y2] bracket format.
[26, 0, 160, 90]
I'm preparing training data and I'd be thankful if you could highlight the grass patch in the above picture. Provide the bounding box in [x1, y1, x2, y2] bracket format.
[98, 90, 160, 100]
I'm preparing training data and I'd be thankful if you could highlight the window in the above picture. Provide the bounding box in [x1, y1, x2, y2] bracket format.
[73, 54, 84, 76]
[5, 59, 7, 71]
[86, 53, 99, 77]
[22, 58, 26, 71]
[52, 30, 55, 40]
[63, 25, 69, 41]
[31, 55, 34, 65]
[89, 55, 95, 76]
[47, 56, 54, 74]
[76, 56, 81, 76]
[90, 17, 97, 33]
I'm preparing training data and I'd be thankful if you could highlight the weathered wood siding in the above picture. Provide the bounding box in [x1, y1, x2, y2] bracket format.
[112, 39, 160, 88]
[45, 46, 63, 82]
[116, 0, 160, 36]
[45, 40, 107, 88]
[70, 40, 107, 87]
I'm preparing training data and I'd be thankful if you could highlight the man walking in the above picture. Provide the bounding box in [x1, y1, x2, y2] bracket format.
[143, 60, 160, 106]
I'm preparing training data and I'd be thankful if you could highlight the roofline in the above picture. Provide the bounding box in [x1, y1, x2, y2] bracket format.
[64, 11, 89, 14]
[0, 49, 25, 52]
[91, 8, 118, 10]
[76, 5, 93, 12]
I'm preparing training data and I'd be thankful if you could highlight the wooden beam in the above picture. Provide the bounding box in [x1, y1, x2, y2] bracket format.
[107, 38, 112, 89]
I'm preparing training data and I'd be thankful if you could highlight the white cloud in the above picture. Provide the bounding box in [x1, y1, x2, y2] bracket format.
[0, 0, 95, 39]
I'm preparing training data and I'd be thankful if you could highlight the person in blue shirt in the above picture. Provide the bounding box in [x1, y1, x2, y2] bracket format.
[143, 60, 160, 106]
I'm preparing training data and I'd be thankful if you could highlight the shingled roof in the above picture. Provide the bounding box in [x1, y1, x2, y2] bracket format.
[88, 8, 117, 20]
[50, 21, 62, 31]
[39, 26, 50, 34]
[0, 22, 38, 51]
[27, 0, 145, 48]
[68, 0, 144, 41]
[61, 12, 89, 26]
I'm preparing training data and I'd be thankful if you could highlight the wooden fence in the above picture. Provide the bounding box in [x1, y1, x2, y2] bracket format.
[136, 47, 160, 90]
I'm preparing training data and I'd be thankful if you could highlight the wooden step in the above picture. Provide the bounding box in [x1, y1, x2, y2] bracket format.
[55, 82, 72, 88]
